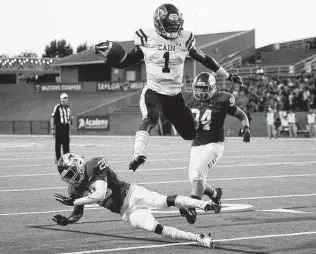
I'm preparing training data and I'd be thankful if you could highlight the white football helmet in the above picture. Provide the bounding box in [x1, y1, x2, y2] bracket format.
[192, 72, 217, 100]
[57, 153, 85, 187]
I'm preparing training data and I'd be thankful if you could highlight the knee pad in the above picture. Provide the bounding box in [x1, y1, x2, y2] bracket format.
[166, 195, 177, 207]
[154, 224, 164, 234]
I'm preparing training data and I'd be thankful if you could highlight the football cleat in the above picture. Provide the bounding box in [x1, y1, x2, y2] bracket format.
[211, 188, 222, 214]
[198, 233, 214, 248]
[129, 155, 146, 172]
[179, 207, 197, 224]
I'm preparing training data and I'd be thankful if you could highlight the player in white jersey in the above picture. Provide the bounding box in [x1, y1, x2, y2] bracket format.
[94, 4, 243, 172]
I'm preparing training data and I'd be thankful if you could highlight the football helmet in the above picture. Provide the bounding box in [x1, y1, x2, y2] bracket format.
[57, 153, 85, 187]
[192, 72, 217, 100]
[154, 4, 184, 39]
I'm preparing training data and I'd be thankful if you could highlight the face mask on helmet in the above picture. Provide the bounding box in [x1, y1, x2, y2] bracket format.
[154, 4, 183, 39]
[192, 72, 217, 100]
[57, 153, 85, 187]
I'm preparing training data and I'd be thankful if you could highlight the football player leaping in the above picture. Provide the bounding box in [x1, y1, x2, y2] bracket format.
[179, 72, 251, 224]
[94, 3, 243, 172]
[52, 153, 219, 248]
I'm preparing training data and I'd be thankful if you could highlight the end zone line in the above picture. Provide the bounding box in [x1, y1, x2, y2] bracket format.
[57, 231, 316, 254]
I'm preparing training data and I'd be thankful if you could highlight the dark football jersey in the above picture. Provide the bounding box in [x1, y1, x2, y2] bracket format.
[68, 157, 130, 214]
[184, 91, 237, 146]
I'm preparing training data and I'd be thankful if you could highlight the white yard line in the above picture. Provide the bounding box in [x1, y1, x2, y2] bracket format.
[1, 172, 316, 192]
[56, 231, 316, 253]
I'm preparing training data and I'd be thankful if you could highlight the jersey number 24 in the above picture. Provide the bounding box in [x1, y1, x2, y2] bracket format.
[191, 108, 212, 130]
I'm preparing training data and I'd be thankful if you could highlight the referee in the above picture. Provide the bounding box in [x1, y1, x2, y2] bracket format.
[51, 93, 72, 163]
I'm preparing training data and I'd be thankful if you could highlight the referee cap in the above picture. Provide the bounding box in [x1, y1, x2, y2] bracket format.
[60, 93, 68, 99]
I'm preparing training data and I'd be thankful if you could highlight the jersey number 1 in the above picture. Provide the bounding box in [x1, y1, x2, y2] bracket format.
[162, 52, 170, 73]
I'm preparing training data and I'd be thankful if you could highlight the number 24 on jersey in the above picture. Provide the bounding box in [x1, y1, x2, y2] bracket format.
[191, 108, 212, 130]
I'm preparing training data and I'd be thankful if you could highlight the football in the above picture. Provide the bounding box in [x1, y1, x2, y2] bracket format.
[94, 41, 126, 64]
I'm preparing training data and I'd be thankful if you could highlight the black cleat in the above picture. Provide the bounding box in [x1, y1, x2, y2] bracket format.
[129, 155, 146, 172]
[211, 188, 222, 214]
[179, 207, 197, 224]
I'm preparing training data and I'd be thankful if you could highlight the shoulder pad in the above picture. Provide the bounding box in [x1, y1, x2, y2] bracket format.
[182, 31, 195, 51]
[134, 28, 150, 46]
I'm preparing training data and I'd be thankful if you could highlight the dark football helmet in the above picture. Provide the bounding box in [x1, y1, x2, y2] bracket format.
[192, 72, 217, 100]
[154, 4, 184, 39]
[57, 153, 85, 187]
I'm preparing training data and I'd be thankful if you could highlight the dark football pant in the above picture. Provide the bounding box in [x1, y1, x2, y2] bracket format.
[139, 88, 196, 140]
[55, 124, 70, 162]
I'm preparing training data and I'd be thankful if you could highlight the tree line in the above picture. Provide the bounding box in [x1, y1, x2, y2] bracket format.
[0, 39, 91, 59]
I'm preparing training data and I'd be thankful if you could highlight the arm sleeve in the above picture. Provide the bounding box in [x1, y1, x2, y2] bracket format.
[189, 46, 221, 73]
[51, 105, 58, 117]
[111, 46, 144, 69]
[73, 180, 108, 206]
[67, 205, 84, 224]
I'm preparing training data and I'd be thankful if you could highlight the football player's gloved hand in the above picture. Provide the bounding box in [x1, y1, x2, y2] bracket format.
[228, 74, 243, 85]
[53, 193, 75, 206]
[52, 214, 69, 226]
[94, 41, 111, 61]
[241, 125, 251, 143]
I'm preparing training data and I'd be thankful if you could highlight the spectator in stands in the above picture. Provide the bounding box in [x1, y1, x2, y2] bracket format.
[51, 93, 73, 163]
[302, 86, 311, 111]
[306, 108, 316, 138]
[286, 109, 298, 138]
[266, 106, 276, 138]
[274, 117, 282, 137]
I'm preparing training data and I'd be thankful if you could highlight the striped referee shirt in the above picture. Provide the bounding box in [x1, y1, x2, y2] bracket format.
[52, 104, 71, 125]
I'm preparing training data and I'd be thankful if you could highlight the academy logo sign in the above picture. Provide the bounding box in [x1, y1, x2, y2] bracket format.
[77, 115, 110, 131]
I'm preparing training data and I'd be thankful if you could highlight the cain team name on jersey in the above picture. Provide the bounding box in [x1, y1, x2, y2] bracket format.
[135, 28, 195, 95]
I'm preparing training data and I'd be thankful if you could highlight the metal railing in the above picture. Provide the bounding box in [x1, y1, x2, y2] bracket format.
[231, 53, 316, 77]
[0, 121, 50, 134]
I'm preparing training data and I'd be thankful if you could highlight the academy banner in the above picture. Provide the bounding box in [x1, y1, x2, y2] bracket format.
[77, 115, 110, 131]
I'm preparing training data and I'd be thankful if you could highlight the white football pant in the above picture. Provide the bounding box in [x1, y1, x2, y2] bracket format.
[189, 142, 224, 184]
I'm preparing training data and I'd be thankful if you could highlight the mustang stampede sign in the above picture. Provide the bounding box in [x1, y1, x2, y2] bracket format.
[77, 116, 110, 131]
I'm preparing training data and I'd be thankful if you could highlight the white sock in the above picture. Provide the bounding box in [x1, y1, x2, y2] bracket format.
[162, 226, 199, 242]
[174, 195, 207, 210]
[133, 131, 149, 158]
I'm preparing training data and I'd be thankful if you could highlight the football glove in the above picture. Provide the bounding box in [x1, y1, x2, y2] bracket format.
[241, 125, 251, 143]
[94, 41, 111, 61]
[53, 193, 75, 206]
[52, 214, 69, 226]
[94, 41, 126, 64]
[227, 74, 243, 85]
